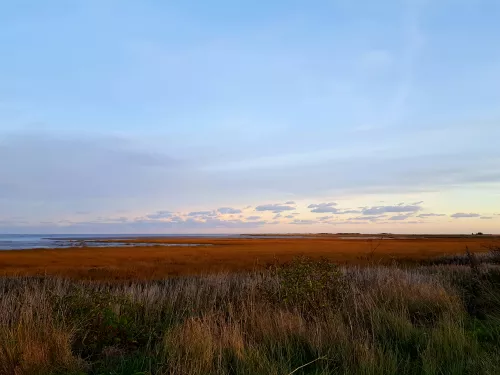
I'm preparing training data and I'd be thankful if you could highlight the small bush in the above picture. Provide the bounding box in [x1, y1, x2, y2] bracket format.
[266, 256, 345, 313]
[55, 289, 153, 360]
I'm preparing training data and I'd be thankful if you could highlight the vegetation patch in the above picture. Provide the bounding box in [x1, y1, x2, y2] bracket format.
[1, 253, 499, 374]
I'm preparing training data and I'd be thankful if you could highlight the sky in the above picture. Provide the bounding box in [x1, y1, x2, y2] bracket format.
[1, 0, 499, 234]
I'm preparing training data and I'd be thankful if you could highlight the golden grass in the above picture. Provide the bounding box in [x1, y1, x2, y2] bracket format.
[1, 257, 499, 374]
[0, 236, 497, 280]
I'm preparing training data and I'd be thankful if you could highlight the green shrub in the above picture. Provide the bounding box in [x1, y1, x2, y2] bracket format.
[54, 289, 152, 360]
[266, 256, 345, 313]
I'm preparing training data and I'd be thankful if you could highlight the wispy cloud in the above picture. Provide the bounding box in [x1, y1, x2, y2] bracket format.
[255, 203, 296, 213]
[188, 211, 216, 217]
[246, 216, 261, 221]
[146, 211, 173, 219]
[308, 202, 338, 213]
[388, 214, 414, 221]
[349, 215, 385, 222]
[450, 213, 481, 219]
[217, 207, 242, 214]
[362, 204, 421, 215]
[318, 215, 335, 221]
[290, 219, 318, 225]
[417, 213, 446, 218]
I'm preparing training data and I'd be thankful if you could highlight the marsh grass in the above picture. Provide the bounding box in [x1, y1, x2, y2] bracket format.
[1, 254, 499, 375]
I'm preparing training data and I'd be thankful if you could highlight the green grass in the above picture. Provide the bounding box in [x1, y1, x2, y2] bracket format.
[1, 253, 499, 375]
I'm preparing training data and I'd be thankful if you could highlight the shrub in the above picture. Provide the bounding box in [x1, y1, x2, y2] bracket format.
[265, 256, 345, 313]
[54, 288, 152, 360]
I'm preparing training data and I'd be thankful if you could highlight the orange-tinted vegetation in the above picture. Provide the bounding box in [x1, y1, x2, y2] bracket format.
[0, 236, 497, 279]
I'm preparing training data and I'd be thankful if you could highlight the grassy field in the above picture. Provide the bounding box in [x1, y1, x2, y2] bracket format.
[1, 246, 500, 375]
[0, 236, 498, 279]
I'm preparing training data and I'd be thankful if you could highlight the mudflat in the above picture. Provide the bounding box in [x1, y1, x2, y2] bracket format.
[0, 235, 497, 279]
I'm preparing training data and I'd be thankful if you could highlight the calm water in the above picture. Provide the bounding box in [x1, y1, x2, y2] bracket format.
[0, 234, 228, 250]
[0, 234, 370, 250]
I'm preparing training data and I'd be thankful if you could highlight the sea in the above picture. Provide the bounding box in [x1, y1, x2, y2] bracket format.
[0, 233, 330, 250]
[0, 234, 232, 251]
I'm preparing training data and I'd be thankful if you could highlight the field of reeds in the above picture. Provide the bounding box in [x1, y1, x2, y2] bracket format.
[1, 236, 497, 279]
[1, 248, 499, 375]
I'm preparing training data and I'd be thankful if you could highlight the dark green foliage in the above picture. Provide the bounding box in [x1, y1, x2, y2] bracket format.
[90, 352, 156, 375]
[266, 256, 345, 313]
[54, 289, 160, 361]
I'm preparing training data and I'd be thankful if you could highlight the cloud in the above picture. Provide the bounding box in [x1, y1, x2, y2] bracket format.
[388, 214, 414, 221]
[450, 213, 481, 219]
[308, 202, 338, 213]
[93, 216, 129, 223]
[318, 215, 334, 221]
[246, 216, 261, 221]
[290, 219, 318, 225]
[349, 215, 385, 222]
[146, 210, 173, 219]
[0, 132, 193, 218]
[188, 211, 215, 217]
[217, 207, 242, 214]
[362, 204, 421, 215]
[273, 213, 282, 219]
[3, 129, 500, 226]
[337, 209, 362, 215]
[412, 201, 424, 205]
[480, 216, 493, 220]
[417, 213, 446, 218]
[284, 215, 295, 219]
[255, 203, 295, 213]
[284, 201, 296, 205]
[61, 216, 270, 232]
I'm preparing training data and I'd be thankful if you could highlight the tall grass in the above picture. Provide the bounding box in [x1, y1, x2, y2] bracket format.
[1, 254, 499, 375]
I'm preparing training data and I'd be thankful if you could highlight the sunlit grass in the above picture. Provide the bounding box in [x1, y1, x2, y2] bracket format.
[1, 251, 499, 374]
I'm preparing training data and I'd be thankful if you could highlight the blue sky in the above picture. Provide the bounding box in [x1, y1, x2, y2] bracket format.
[1, 0, 499, 234]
